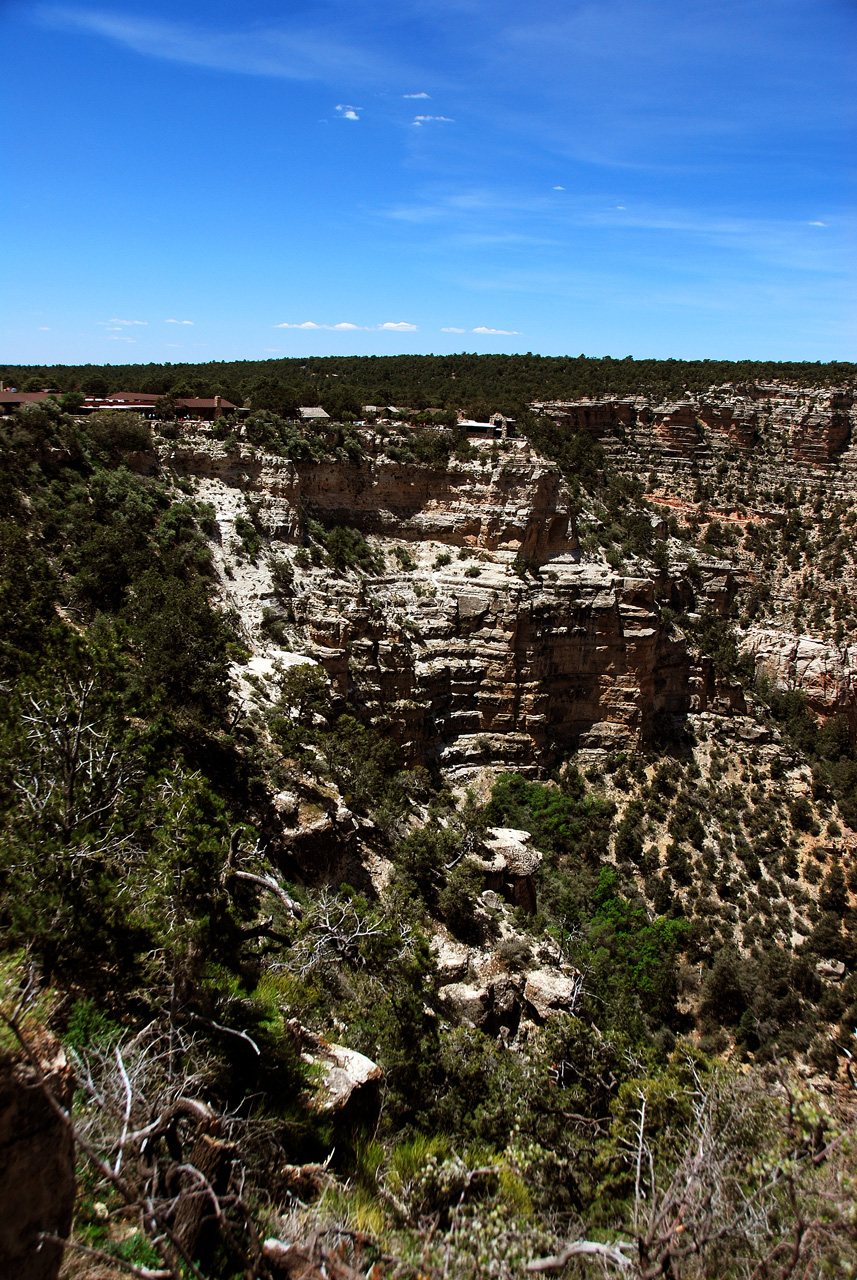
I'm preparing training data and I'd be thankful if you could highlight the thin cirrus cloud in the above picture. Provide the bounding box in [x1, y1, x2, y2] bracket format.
[412, 115, 453, 125]
[335, 104, 360, 120]
[166, 318, 194, 325]
[98, 317, 147, 326]
[403, 92, 430, 99]
[441, 326, 465, 333]
[34, 6, 394, 83]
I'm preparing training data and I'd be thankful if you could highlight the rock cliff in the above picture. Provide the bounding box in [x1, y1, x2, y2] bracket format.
[168, 443, 576, 559]
[533, 381, 855, 466]
[742, 628, 857, 730]
[165, 438, 690, 772]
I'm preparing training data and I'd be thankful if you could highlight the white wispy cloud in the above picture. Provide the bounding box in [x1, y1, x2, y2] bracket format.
[275, 320, 361, 330]
[275, 319, 418, 332]
[166, 317, 194, 325]
[808, 221, 827, 226]
[553, 185, 565, 190]
[442, 326, 465, 333]
[99, 317, 147, 326]
[404, 92, 430, 98]
[412, 114, 454, 125]
[108, 335, 136, 342]
[335, 104, 360, 120]
[473, 326, 519, 335]
[38, 326, 50, 331]
[36, 7, 392, 83]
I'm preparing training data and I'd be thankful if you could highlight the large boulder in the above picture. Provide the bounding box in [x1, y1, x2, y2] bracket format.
[475, 827, 543, 913]
[438, 981, 493, 1028]
[289, 1022, 382, 1128]
[524, 969, 584, 1021]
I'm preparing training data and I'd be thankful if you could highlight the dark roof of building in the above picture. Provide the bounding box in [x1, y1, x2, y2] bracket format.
[104, 392, 236, 410]
[0, 390, 237, 414]
[105, 392, 160, 404]
[177, 398, 237, 410]
[0, 391, 53, 404]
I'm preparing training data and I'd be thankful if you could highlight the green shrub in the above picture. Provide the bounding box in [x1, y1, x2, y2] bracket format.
[269, 556, 294, 594]
[614, 814, 644, 864]
[234, 513, 262, 560]
[393, 544, 417, 571]
[86, 411, 153, 459]
[789, 796, 814, 832]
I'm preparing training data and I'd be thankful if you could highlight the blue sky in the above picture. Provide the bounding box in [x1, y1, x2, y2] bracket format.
[2, 0, 854, 364]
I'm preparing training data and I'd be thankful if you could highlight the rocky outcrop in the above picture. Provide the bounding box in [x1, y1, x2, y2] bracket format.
[0, 1039, 76, 1280]
[167, 444, 577, 561]
[742, 628, 857, 729]
[523, 969, 585, 1021]
[289, 1022, 382, 1127]
[278, 804, 375, 892]
[529, 382, 855, 466]
[475, 827, 542, 913]
[435, 941, 584, 1036]
[164, 441, 691, 774]
[303, 567, 691, 769]
[647, 402, 704, 457]
[786, 393, 852, 464]
[697, 398, 758, 450]
[529, 398, 636, 437]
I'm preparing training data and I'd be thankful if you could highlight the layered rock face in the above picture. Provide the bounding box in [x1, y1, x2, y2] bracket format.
[530, 397, 637, 438]
[533, 382, 855, 466]
[169, 444, 577, 560]
[742, 628, 857, 729]
[302, 567, 690, 769]
[167, 439, 690, 772]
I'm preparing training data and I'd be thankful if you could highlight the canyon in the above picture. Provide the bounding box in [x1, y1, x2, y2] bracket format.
[3, 370, 857, 1278]
[163, 380, 857, 772]
[166, 438, 690, 772]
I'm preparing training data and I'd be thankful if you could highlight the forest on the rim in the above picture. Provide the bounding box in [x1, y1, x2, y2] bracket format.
[4, 353, 855, 420]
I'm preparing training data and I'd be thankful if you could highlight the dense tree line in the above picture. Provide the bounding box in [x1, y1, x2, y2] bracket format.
[4, 353, 854, 421]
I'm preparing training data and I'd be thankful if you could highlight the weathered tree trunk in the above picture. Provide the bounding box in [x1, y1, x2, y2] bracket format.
[172, 1126, 233, 1262]
[0, 1040, 76, 1280]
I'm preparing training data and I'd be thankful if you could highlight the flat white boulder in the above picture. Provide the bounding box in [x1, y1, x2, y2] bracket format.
[311, 1043, 382, 1113]
[524, 969, 583, 1020]
[482, 827, 542, 877]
